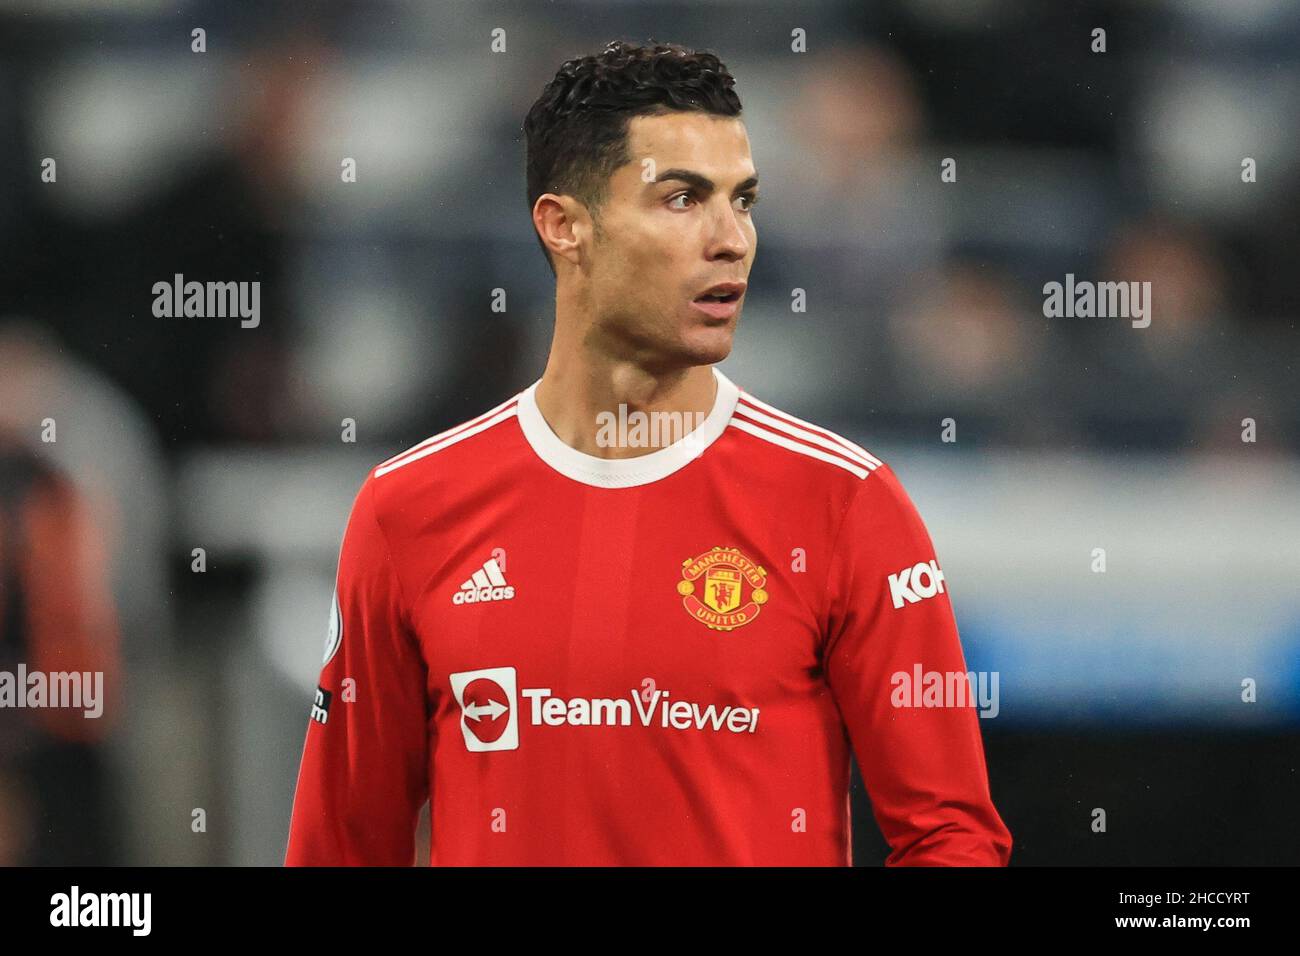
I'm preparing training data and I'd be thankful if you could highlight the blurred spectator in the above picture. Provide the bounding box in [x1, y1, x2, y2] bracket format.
[761, 41, 943, 314]
[0, 435, 122, 864]
[1072, 217, 1242, 448]
[0, 321, 168, 656]
[4, 36, 333, 447]
[883, 261, 1075, 446]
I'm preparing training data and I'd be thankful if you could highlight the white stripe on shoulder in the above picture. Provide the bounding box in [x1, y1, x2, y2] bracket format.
[733, 400, 879, 473]
[377, 393, 522, 470]
[736, 392, 884, 468]
[374, 403, 518, 478]
[729, 417, 871, 480]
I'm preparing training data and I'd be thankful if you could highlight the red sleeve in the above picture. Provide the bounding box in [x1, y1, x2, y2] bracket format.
[285, 474, 431, 865]
[823, 465, 1012, 866]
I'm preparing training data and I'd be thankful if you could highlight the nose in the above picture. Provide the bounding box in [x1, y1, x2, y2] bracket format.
[706, 199, 751, 262]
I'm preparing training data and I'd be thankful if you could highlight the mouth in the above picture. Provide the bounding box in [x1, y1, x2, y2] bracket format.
[691, 282, 746, 320]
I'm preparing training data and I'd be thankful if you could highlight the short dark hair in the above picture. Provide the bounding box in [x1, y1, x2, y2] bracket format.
[523, 40, 743, 275]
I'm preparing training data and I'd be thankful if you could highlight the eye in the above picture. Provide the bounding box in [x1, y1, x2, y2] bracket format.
[735, 193, 760, 213]
[668, 192, 695, 210]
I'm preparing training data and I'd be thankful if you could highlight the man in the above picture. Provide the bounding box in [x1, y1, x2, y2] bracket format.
[286, 40, 1011, 866]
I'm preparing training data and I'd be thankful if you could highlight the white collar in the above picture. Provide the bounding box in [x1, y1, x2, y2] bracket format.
[514, 367, 739, 488]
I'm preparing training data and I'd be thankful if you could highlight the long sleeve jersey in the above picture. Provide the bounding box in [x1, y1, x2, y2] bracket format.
[285, 367, 1012, 866]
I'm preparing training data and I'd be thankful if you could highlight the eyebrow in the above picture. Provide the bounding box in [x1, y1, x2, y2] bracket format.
[653, 168, 759, 195]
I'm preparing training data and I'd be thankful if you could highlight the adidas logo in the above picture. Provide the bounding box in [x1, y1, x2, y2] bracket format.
[452, 558, 516, 605]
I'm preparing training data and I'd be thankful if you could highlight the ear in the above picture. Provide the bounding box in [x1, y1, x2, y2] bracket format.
[532, 193, 588, 268]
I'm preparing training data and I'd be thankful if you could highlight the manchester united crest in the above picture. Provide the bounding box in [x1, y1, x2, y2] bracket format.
[677, 546, 768, 631]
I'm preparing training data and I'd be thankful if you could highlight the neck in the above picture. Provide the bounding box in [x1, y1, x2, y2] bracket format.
[534, 329, 718, 460]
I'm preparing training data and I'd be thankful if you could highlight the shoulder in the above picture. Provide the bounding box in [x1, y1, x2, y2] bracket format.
[725, 384, 888, 484]
[368, 390, 524, 483]
[351, 389, 526, 535]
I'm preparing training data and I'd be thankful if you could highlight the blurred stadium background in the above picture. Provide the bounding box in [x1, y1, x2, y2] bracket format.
[0, 0, 1297, 865]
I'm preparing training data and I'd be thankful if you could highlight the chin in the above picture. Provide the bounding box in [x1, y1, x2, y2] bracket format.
[678, 326, 735, 366]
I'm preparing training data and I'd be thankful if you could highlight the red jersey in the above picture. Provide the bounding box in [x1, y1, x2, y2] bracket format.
[285, 367, 1012, 866]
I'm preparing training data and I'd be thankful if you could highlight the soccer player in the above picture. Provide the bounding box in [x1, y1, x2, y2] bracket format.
[285, 40, 1012, 866]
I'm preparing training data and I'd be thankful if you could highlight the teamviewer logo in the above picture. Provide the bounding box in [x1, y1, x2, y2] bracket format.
[449, 666, 519, 752]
